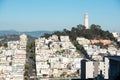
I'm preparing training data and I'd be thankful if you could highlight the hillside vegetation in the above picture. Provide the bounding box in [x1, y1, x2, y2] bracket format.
[43, 24, 114, 41]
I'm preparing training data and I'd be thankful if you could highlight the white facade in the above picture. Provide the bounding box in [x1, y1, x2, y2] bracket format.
[81, 59, 109, 79]
[112, 32, 119, 38]
[7, 34, 27, 50]
[35, 36, 81, 79]
[0, 34, 27, 80]
[60, 36, 70, 42]
[86, 61, 94, 79]
[76, 37, 90, 45]
[104, 57, 109, 79]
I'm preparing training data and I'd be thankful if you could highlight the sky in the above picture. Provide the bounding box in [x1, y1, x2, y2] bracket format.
[0, 0, 120, 32]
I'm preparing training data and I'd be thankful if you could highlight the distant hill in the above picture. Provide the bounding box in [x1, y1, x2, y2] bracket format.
[0, 30, 53, 42]
[0, 30, 19, 36]
[0, 30, 53, 37]
[0, 34, 37, 42]
[23, 31, 53, 37]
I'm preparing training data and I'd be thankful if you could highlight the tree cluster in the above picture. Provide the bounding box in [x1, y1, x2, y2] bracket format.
[26, 41, 35, 53]
[43, 24, 114, 41]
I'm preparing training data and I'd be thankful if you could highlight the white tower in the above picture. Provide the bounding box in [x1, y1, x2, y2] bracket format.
[84, 13, 88, 29]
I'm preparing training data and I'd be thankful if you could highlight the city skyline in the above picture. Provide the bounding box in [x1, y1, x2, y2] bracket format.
[0, 0, 120, 32]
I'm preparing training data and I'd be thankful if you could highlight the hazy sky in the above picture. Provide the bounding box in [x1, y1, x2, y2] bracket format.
[0, 0, 120, 32]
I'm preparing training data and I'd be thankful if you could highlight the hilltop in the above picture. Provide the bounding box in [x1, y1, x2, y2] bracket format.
[42, 24, 114, 41]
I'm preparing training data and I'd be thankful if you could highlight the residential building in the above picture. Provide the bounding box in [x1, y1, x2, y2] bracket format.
[35, 36, 82, 79]
[0, 34, 27, 80]
[81, 59, 109, 79]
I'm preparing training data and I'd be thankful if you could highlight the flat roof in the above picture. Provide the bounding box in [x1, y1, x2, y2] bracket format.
[106, 56, 120, 62]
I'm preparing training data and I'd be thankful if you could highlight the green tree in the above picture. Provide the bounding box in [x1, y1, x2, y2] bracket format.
[42, 33, 51, 39]
[25, 63, 30, 69]
[30, 53, 35, 58]
[0, 41, 2, 47]
[26, 41, 35, 53]
[4, 43, 8, 48]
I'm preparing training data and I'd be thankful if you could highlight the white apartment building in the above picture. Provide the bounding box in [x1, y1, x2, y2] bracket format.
[7, 34, 27, 50]
[81, 58, 109, 79]
[76, 37, 90, 45]
[0, 34, 27, 80]
[81, 60, 94, 79]
[112, 32, 119, 38]
[60, 36, 70, 42]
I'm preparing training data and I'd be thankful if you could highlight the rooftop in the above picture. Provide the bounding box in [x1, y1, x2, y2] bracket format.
[106, 56, 120, 62]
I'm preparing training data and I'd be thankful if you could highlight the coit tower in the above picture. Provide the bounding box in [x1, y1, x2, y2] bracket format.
[84, 13, 88, 29]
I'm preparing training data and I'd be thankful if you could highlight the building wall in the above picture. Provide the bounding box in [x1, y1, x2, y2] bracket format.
[81, 60, 86, 79]
[86, 61, 94, 79]
[93, 62, 99, 78]
[81, 60, 94, 79]
[109, 59, 120, 80]
[104, 57, 109, 79]
[81, 59, 109, 79]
